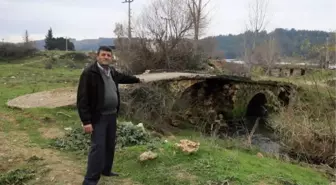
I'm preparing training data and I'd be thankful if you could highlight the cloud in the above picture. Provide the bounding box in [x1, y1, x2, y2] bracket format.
[1, 0, 335, 43]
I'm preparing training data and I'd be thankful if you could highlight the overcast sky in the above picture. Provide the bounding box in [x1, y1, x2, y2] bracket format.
[1, 0, 335, 43]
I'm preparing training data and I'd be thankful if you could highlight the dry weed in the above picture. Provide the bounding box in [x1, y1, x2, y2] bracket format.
[270, 99, 335, 167]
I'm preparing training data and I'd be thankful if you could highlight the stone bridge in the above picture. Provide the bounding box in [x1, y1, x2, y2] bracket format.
[121, 72, 297, 128]
[7, 72, 297, 129]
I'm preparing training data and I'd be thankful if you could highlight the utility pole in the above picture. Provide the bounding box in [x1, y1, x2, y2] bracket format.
[161, 16, 169, 42]
[65, 37, 68, 51]
[325, 37, 329, 69]
[161, 16, 172, 69]
[122, 0, 134, 41]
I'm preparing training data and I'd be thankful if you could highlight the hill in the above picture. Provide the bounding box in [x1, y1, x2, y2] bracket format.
[30, 28, 335, 61]
[33, 37, 114, 51]
[213, 28, 334, 59]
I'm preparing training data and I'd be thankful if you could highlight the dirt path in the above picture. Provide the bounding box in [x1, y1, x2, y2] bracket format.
[0, 131, 84, 185]
[0, 129, 139, 185]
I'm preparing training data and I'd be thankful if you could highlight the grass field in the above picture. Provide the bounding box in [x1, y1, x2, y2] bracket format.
[0, 53, 334, 185]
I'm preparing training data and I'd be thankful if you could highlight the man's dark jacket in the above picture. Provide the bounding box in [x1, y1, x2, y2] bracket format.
[77, 61, 140, 125]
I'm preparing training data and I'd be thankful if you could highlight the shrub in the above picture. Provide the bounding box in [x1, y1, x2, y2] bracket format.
[0, 168, 36, 185]
[51, 121, 151, 154]
[116, 122, 151, 148]
[268, 86, 336, 167]
[44, 61, 53, 69]
[59, 52, 89, 61]
[50, 126, 91, 153]
[115, 39, 207, 74]
[119, 84, 176, 131]
[326, 79, 336, 87]
[42, 55, 89, 69]
[0, 43, 37, 61]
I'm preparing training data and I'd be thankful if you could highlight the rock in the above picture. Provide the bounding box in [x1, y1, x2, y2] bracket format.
[167, 135, 176, 140]
[330, 182, 336, 185]
[257, 152, 264, 158]
[139, 151, 158, 161]
[150, 131, 163, 138]
[175, 139, 200, 154]
[136, 123, 146, 132]
[64, 127, 72, 131]
[143, 69, 151, 74]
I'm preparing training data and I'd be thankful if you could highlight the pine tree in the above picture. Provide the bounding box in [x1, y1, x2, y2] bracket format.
[44, 28, 54, 50]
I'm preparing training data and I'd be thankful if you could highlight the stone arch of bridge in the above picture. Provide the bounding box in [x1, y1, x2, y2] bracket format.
[244, 92, 268, 131]
[245, 92, 268, 118]
[243, 87, 292, 131]
[171, 78, 239, 123]
[242, 89, 284, 115]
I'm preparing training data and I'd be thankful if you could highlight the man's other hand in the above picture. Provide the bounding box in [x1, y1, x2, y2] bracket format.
[83, 124, 93, 134]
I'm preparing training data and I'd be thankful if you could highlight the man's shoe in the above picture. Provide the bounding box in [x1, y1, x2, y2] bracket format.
[102, 172, 119, 177]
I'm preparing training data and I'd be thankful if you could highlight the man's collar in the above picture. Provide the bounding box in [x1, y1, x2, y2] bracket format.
[97, 62, 111, 76]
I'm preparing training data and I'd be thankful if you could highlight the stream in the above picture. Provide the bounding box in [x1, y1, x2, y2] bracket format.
[251, 134, 281, 155]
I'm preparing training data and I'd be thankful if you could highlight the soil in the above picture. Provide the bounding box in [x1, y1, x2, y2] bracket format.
[38, 127, 65, 139]
[0, 130, 140, 185]
[0, 131, 83, 185]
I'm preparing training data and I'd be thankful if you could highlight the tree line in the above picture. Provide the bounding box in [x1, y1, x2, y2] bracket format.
[213, 28, 335, 60]
[0, 30, 37, 60]
[0, 27, 76, 60]
[44, 28, 75, 51]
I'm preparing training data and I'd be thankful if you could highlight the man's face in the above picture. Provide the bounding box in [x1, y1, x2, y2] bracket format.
[96, 50, 113, 66]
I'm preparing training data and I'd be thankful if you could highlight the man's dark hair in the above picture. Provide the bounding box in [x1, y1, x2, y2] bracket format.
[97, 46, 113, 55]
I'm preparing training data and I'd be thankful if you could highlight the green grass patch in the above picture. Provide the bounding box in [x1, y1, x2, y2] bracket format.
[111, 134, 330, 185]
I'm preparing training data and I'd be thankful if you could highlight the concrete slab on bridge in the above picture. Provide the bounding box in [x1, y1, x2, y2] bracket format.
[134, 72, 214, 82]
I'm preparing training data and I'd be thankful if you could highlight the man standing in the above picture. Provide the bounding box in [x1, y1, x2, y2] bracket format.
[77, 46, 142, 185]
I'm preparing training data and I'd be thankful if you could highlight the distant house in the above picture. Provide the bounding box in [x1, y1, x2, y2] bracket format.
[329, 64, 336, 69]
[225, 59, 246, 64]
[107, 45, 116, 50]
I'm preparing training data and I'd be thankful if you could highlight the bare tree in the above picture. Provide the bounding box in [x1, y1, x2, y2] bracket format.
[114, 22, 128, 50]
[136, 0, 193, 69]
[243, 0, 270, 73]
[247, 0, 269, 50]
[22, 30, 35, 49]
[253, 35, 280, 73]
[114, 23, 126, 38]
[187, 0, 211, 51]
